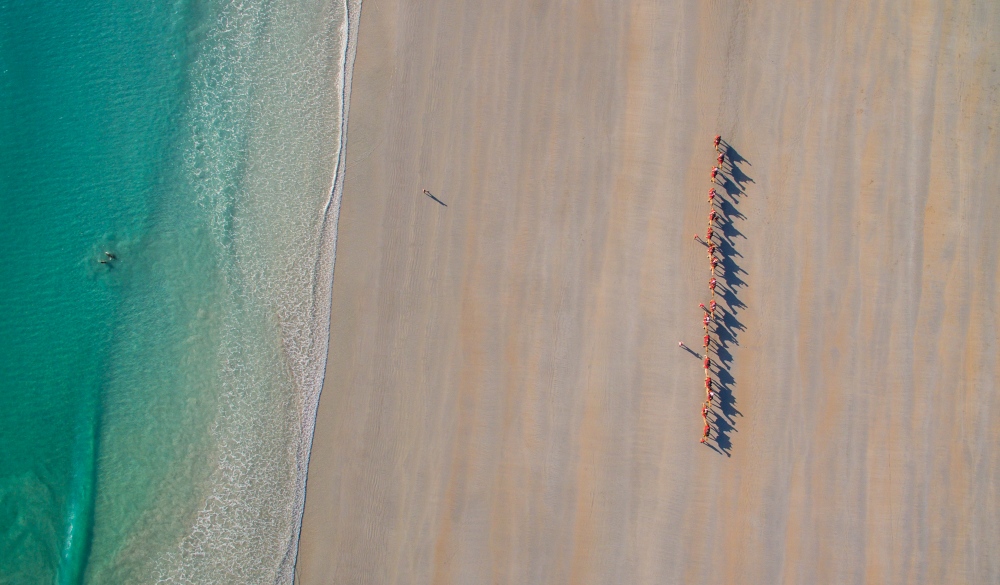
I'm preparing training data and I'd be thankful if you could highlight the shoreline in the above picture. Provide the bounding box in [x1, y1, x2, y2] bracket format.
[285, 0, 362, 581]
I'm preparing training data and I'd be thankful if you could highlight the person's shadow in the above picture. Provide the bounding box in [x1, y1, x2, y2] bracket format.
[706, 142, 751, 456]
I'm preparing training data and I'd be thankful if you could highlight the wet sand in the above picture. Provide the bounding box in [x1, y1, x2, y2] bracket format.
[297, 1, 1000, 583]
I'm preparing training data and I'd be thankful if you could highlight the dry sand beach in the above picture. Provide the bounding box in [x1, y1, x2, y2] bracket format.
[297, 1, 1000, 583]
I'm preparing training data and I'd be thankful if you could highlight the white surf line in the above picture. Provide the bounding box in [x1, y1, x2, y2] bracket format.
[283, 1, 363, 583]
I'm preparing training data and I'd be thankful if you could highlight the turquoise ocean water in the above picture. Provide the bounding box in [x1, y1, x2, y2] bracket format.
[0, 0, 356, 582]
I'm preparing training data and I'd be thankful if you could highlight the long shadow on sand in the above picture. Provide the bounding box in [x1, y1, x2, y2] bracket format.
[707, 141, 749, 456]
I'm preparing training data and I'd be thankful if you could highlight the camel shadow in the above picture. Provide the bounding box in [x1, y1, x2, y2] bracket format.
[720, 142, 751, 166]
[729, 164, 755, 187]
[706, 142, 751, 455]
[712, 368, 742, 456]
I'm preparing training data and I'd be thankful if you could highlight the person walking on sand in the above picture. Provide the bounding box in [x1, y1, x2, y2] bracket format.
[711, 257, 719, 271]
[706, 226, 713, 241]
[710, 299, 717, 313]
[717, 153, 725, 166]
[709, 277, 717, 291]
[710, 167, 719, 182]
[708, 187, 716, 202]
[714, 135, 722, 151]
[703, 334, 710, 348]
[703, 314, 710, 329]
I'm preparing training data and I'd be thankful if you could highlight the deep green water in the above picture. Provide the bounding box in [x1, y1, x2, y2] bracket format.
[0, 0, 350, 582]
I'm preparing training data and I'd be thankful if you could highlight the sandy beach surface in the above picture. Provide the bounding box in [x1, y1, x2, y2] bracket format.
[297, 1, 1000, 583]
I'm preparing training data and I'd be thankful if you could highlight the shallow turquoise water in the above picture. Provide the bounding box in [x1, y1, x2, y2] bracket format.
[0, 0, 349, 582]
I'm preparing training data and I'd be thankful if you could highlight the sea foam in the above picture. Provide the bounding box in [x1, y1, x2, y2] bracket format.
[147, 1, 362, 583]
[58, 0, 364, 583]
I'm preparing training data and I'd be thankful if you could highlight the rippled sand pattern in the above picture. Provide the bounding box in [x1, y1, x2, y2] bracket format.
[298, 1, 1000, 583]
